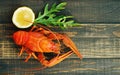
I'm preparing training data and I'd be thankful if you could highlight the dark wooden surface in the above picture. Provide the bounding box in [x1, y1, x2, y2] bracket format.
[0, 0, 120, 75]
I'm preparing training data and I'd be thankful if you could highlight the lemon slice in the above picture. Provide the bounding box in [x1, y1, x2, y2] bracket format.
[12, 6, 35, 28]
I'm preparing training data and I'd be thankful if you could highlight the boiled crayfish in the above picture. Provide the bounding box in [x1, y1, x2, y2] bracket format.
[13, 26, 82, 68]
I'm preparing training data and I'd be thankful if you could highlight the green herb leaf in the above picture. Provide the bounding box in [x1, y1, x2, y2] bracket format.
[44, 4, 49, 14]
[34, 2, 80, 29]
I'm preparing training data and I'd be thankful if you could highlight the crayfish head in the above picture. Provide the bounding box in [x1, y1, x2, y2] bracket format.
[13, 31, 28, 45]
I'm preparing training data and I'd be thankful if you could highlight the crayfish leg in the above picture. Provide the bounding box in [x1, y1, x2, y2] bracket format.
[24, 50, 38, 62]
[32, 53, 38, 59]
[24, 53, 32, 62]
[19, 46, 26, 56]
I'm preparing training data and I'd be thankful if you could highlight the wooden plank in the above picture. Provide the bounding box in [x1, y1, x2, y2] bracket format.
[0, 0, 120, 23]
[0, 58, 120, 75]
[0, 24, 120, 59]
[63, 0, 120, 23]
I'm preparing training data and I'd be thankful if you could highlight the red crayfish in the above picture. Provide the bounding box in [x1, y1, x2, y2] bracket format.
[13, 26, 82, 68]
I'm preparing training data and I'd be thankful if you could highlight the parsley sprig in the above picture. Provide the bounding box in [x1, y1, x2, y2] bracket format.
[34, 2, 80, 29]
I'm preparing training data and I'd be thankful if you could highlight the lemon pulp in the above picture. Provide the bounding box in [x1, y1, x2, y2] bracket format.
[12, 7, 35, 28]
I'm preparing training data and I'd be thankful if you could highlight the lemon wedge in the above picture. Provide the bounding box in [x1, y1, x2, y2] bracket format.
[12, 6, 35, 28]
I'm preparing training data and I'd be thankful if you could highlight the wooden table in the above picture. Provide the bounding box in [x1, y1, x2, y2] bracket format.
[0, 0, 120, 75]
